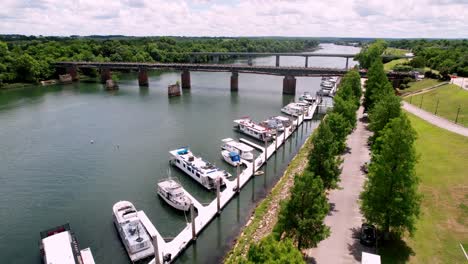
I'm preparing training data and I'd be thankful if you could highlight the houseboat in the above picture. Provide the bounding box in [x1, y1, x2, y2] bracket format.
[221, 138, 254, 161]
[157, 179, 192, 211]
[169, 147, 230, 190]
[233, 118, 273, 141]
[39, 224, 95, 264]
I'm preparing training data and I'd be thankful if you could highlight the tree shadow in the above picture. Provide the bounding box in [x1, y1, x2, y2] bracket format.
[347, 227, 377, 262]
[328, 202, 338, 216]
[378, 236, 415, 264]
[304, 255, 317, 264]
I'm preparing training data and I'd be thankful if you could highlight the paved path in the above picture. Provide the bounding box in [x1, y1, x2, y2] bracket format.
[305, 106, 374, 263]
[402, 102, 468, 137]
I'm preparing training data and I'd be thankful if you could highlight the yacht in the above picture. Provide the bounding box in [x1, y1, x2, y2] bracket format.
[112, 201, 154, 262]
[221, 150, 241, 166]
[272, 116, 293, 129]
[157, 179, 192, 211]
[169, 147, 230, 190]
[39, 224, 95, 264]
[233, 118, 273, 142]
[281, 103, 305, 117]
[260, 117, 285, 132]
[320, 80, 334, 89]
[221, 138, 254, 161]
[299, 92, 316, 103]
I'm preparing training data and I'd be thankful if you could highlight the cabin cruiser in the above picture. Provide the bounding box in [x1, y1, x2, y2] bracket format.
[260, 117, 285, 132]
[320, 80, 334, 89]
[169, 147, 230, 190]
[233, 118, 273, 142]
[112, 201, 154, 262]
[157, 179, 192, 211]
[221, 138, 254, 161]
[39, 224, 95, 264]
[299, 92, 316, 103]
[281, 103, 305, 117]
[221, 150, 241, 166]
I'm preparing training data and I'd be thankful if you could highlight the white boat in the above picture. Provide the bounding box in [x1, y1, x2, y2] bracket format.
[112, 201, 154, 262]
[321, 80, 334, 88]
[169, 147, 229, 190]
[221, 150, 241, 166]
[157, 179, 192, 211]
[39, 224, 96, 264]
[233, 118, 273, 141]
[260, 117, 285, 132]
[281, 103, 305, 117]
[221, 138, 254, 161]
[272, 116, 293, 129]
[299, 92, 316, 103]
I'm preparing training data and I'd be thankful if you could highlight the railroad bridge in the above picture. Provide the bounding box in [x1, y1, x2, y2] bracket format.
[56, 53, 413, 95]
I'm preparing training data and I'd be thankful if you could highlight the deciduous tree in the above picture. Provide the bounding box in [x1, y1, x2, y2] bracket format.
[246, 235, 305, 264]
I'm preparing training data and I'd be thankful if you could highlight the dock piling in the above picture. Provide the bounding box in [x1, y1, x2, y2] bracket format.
[216, 177, 221, 214]
[264, 139, 268, 163]
[151, 235, 160, 264]
[191, 204, 196, 241]
[236, 165, 240, 193]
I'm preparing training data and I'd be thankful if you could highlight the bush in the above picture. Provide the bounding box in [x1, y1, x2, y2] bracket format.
[393, 64, 413, 72]
[402, 77, 413, 85]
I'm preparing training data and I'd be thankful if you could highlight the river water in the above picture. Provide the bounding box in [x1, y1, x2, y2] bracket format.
[0, 44, 359, 263]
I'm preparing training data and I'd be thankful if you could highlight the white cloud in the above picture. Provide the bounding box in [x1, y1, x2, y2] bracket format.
[0, 0, 466, 38]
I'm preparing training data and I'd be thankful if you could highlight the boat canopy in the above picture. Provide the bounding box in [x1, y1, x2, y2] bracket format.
[229, 152, 241, 161]
[177, 148, 189, 155]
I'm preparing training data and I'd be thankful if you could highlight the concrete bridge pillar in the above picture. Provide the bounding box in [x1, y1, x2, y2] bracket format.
[213, 55, 219, 64]
[275, 55, 280, 67]
[67, 66, 79, 81]
[305, 56, 309, 68]
[100, 68, 112, 83]
[247, 56, 253, 66]
[283, 75, 296, 95]
[345, 57, 349, 70]
[181, 70, 191, 89]
[231, 71, 239, 92]
[138, 68, 149, 86]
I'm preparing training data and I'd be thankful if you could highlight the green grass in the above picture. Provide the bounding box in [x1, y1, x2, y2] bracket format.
[404, 84, 468, 126]
[384, 58, 409, 71]
[223, 132, 315, 264]
[401, 79, 444, 94]
[399, 113, 468, 264]
[384, 48, 410, 56]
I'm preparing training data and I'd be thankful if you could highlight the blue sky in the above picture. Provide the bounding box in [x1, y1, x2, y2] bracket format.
[0, 0, 467, 38]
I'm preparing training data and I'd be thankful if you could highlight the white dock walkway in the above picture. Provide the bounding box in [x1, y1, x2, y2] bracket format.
[148, 106, 318, 264]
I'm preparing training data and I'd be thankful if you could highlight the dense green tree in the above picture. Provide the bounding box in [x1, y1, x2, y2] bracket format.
[12, 54, 41, 82]
[325, 112, 351, 155]
[275, 171, 330, 249]
[364, 59, 394, 111]
[360, 114, 421, 238]
[355, 40, 387, 69]
[307, 122, 342, 189]
[333, 95, 358, 130]
[341, 70, 362, 99]
[369, 94, 402, 146]
[245, 235, 305, 264]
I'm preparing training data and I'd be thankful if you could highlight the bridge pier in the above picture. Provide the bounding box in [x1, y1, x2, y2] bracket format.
[181, 70, 191, 89]
[275, 55, 280, 67]
[283, 75, 296, 95]
[66, 66, 79, 81]
[345, 57, 349, 70]
[100, 68, 112, 83]
[213, 55, 219, 64]
[247, 56, 253, 66]
[305, 56, 309, 68]
[231, 72, 239, 92]
[138, 68, 149, 86]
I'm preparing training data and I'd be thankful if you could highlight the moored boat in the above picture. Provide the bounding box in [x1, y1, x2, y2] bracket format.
[157, 179, 192, 211]
[281, 103, 304, 117]
[169, 147, 230, 190]
[260, 117, 285, 132]
[112, 201, 154, 262]
[39, 223, 96, 264]
[221, 138, 254, 161]
[233, 118, 273, 141]
[221, 150, 241, 166]
[272, 116, 293, 129]
[299, 91, 316, 103]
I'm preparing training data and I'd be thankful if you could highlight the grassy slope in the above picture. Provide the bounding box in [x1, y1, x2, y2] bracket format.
[384, 58, 409, 71]
[402, 79, 443, 94]
[403, 113, 468, 264]
[384, 48, 410, 56]
[404, 84, 468, 126]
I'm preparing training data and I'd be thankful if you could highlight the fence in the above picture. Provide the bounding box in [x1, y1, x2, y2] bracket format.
[408, 95, 466, 126]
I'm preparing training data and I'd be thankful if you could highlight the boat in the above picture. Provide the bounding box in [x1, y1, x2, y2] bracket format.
[260, 117, 285, 132]
[157, 179, 192, 211]
[281, 103, 304, 117]
[272, 116, 293, 129]
[320, 80, 334, 88]
[169, 147, 230, 190]
[233, 118, 273, 141]
[39, 223, 96, 264]
[299, 92, 316, 103]
[112, 201, 154, 262]
[221, 150, 241, 166]
[221, 138, 254, 161]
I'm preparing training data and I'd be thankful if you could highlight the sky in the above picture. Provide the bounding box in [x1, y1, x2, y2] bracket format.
[0, 0, 467, 38]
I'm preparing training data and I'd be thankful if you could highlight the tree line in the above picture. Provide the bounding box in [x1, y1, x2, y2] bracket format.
[0, 36, 318, 86]
[243, 70, 362, 263]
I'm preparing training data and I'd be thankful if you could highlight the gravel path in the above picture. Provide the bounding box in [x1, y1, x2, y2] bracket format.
[305, 105, 374, 263]
[402, 102, 468, 137]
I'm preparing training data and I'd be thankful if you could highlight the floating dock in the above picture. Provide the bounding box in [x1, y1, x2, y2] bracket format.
[148, 104, 318, 264]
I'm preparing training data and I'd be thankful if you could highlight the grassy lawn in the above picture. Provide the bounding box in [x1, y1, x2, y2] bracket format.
[384, 58, 409, 71]
[401, 78, 444, 94]
[399, 113, 468, 263]
[404, 84, 468, 126]
[384, 48, 410, 56]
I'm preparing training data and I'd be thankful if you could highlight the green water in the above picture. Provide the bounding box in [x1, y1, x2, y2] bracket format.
[0, 44, 359, 263]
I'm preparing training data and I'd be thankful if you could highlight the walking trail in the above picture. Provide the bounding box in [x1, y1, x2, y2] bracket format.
[402, 102, 468, 137]
[305, 105, 374, 263]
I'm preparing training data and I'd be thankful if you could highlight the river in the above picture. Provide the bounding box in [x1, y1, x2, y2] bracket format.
[0, 43, 359, 263]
